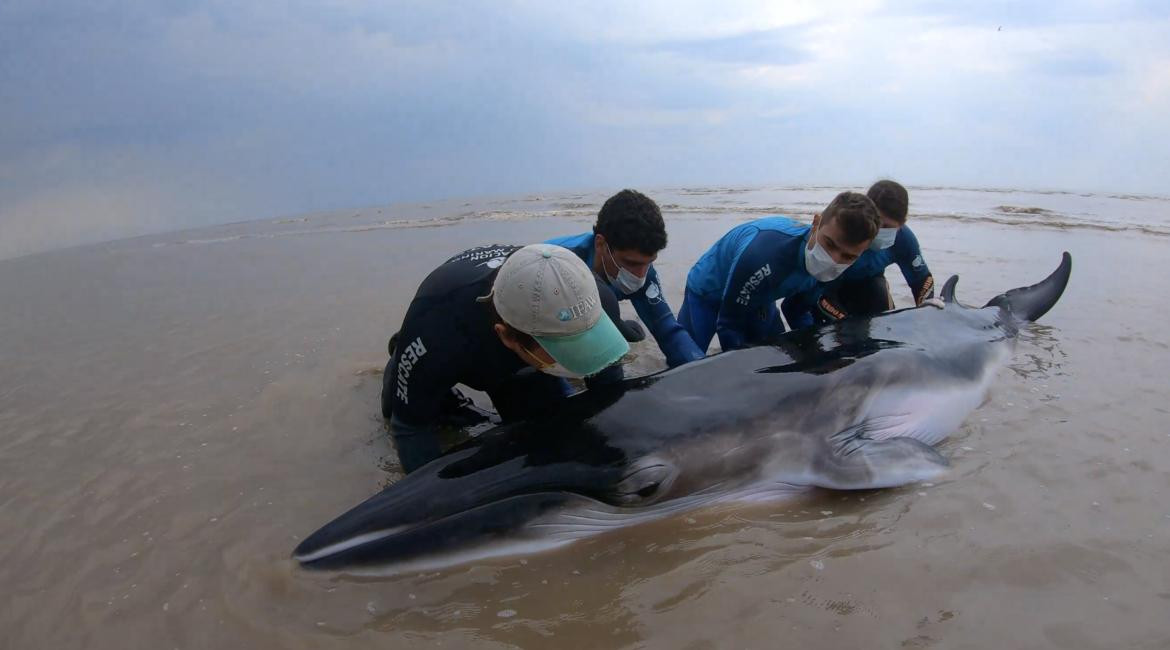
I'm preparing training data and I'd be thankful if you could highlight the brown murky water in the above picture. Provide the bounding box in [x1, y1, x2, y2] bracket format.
[2, 188, 1169, 649]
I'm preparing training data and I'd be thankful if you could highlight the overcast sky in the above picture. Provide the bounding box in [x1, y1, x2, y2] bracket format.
[2, 1, 1168, 259]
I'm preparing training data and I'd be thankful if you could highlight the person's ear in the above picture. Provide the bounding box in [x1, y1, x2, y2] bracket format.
[809, 213, 822, 249]
[493, 323, 515, 350]
[495, 323, 535, 362]
[594, 233, 616, 275]
[594, 233, 608, 261]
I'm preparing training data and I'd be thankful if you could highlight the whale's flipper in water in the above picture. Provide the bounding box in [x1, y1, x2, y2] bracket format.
[812, 435, 950, 490]
[984, 252, 1072, 322]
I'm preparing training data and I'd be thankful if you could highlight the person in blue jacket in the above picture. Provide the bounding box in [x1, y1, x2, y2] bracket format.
[547, 189, 705, 368]
[679, 191, 880, 353]
[781, 180, 934, 326]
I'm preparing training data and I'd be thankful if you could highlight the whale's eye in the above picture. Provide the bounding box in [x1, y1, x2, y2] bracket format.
[610, 461, 675, 505]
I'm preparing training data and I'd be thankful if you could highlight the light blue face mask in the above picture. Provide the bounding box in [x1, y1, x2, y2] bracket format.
[605, 245, 647, 295]
[870, 227, 898, 250]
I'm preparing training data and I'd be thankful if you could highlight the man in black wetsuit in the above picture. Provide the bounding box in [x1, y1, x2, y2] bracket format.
[381, 243, 632, 473]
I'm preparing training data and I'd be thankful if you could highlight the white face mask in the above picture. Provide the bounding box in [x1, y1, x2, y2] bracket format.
[519, 344, 586, 378]
[870, 227, 898, 250]
[805, 238, 852, 282]
[604, 245, 646, 295]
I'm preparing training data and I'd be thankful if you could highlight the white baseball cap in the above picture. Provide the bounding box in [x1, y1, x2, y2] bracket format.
[491, 244, 629, 376]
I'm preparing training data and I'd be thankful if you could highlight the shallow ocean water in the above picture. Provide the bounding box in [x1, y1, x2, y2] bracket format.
[1, 186, 1168, 649]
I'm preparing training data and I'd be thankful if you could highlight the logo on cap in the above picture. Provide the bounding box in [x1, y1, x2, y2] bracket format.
[558, 308, 573, 321]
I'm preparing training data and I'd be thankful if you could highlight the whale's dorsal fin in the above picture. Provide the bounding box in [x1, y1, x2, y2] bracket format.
[941, 275, 960, 303]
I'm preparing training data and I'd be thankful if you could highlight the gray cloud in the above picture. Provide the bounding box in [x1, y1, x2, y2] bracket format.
[650, 28, 809, 65]
[1, 1, 1168, 260]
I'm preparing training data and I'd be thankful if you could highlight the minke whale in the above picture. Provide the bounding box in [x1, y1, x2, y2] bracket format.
[295, 253, 1072, 573]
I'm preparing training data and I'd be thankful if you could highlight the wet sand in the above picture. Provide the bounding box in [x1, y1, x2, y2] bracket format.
[2, 187, 1169, 649]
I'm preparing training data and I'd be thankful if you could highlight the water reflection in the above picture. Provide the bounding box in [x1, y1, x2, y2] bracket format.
[1008, 323, 1067, 380]
[284, 489, 896, 647]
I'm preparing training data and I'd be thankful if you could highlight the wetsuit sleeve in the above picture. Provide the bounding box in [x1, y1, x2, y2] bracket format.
[893, 227, 934, 304]
[487, 365, 621, 423]
[715, 230, 780, 351]
[630, 267, 704, 366]
[585, 363, 625, 387]
[487, 371, 575, 421]
[781, 286, 821, 329]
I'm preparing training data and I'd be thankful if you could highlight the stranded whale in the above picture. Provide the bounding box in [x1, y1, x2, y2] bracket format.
[294, 253, 1072, 573]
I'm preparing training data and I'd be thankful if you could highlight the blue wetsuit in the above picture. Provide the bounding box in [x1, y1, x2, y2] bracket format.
[547, 233, 704, 367]
[678, 217, 818, 353]
[781, 225, 934, 325]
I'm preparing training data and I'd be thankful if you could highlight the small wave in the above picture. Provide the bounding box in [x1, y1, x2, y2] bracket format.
[659, 204, 811, 216]
[152, 218, 458, 247]
[151, 192, 1170, 250]
[913, 212, 1170, 237]
[676, 187, 759, 195]
[1106, 193, 1170, 202]
[909, 185, 1170, 201]
[995, 206, 1055, 216]
[150, 208, 595, 248]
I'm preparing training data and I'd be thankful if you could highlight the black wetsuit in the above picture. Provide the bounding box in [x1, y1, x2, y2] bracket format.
[381, 244, 624, 473]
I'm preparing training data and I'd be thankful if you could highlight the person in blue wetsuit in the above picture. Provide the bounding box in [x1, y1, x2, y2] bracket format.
[547, 189, 705, 368]
[679, 191, 880, 353]
[781, 180, 934, 326]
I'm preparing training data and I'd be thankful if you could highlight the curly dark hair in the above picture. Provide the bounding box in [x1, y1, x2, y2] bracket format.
[593, 189, 668, 255]
[822, 191, 879, 245]
[867, 180, 909, 224]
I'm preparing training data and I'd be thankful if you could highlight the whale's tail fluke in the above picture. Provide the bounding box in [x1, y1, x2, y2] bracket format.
[984, 252, 1072, 322]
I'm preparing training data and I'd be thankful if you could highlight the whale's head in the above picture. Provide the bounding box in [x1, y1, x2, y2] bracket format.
[291, 420, 701, 573]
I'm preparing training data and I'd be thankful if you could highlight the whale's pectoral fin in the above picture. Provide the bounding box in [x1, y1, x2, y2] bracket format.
[813, 434, 950, 490]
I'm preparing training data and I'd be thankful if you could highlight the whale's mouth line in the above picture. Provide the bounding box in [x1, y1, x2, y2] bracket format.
[295, 523, 414, 563]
